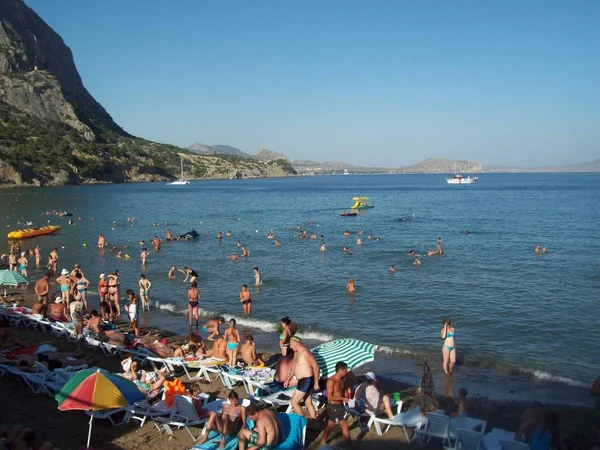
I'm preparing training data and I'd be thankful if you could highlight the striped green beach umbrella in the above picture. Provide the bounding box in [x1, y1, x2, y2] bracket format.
[0, 270, 29, 297]
[311, 338, 378, 378]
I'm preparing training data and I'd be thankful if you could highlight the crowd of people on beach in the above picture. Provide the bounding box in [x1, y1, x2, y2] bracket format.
[2, 212, 594, 450]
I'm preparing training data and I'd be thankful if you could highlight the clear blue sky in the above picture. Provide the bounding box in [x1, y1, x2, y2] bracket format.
[27, 0, 599, 166]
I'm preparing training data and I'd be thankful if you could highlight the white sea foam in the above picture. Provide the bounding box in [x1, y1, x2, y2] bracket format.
[377, 345, 415, 356]
[521, 369, 588, 388]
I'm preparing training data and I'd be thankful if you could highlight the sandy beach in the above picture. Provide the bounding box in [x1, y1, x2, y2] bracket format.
[0, 290, 596, 450]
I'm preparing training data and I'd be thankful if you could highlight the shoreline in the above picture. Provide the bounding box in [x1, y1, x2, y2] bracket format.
[1, 292, 597, 450]
[7, 286, 593, 407]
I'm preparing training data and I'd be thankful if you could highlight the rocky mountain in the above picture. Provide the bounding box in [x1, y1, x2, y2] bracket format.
[187, 142, 251, 158]
[255, 148, 288, 162]
[0, 0, 295, 186]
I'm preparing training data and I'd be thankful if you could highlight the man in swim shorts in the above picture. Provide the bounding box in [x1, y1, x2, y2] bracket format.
[321, 361, 352, 448]
[284, 337, 320, 418]
[34, 272, 50, 305]
[238, 405, 283, 450]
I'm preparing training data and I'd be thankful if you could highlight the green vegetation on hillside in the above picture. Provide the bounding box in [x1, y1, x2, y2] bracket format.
[0, 100, 208, 184]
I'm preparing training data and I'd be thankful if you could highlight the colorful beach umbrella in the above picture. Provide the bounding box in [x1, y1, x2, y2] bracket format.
[0, 270, 29, 297]
[55, 368, 145, 448]
[311, 338, 378, 378]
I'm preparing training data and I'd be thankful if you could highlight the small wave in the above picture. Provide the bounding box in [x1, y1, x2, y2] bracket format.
[153, 302, 186, 314]
[521, 369, 589, 388]
[377, 345, 415, 356]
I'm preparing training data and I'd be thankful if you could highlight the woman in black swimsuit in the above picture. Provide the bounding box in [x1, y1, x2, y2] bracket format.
[187, 281, 200, 329]
[240, 284, 252, 315]
[183, 266, 198, 284]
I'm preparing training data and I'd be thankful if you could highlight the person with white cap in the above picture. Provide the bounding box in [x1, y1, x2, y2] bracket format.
[56, 268, 71, 309]
[354, 371, 394, 419]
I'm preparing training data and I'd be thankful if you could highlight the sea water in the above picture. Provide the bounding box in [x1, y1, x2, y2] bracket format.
[1, 173, 598, 405]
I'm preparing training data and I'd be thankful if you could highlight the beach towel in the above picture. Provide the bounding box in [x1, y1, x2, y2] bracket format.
[192, 413, 306, 450]
[34, 344, 57, 355]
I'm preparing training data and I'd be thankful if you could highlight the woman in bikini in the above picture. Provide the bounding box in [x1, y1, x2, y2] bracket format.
[441, 318, 456, 374]
[240, 284, 251, 315]
[279, 316, 295, 356]
[138, 274, 151, 311]
[187, 281, 200, 329]
[197, 391, 246, 446]
[17, 252, 28, 277]
[224, 319, 241, 367]
[74, 270, 89, 311]
[108, 272, 120, 318]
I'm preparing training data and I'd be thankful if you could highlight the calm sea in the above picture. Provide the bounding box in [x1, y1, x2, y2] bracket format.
[2, 173, 598, 404]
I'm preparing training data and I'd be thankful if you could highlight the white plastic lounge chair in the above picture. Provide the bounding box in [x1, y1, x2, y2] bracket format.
[371, 404, 432, 440]
[448, 429, 484, 450]
[415, 412, 453, 447]
[154, 395, 210, 441]
[500, 441, 530, 450]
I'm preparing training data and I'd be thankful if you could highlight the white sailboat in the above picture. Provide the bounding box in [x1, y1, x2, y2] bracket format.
[446, 160, 478, 185]
[167, 158, 191, 185]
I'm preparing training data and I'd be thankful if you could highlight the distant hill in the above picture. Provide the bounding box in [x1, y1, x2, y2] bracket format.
[255, 148, 289, 162]
[293, 158, 482, 174]
[186, 142, 251, 158]
[400, 158, 483, 173]
[488, 159, 600, 173]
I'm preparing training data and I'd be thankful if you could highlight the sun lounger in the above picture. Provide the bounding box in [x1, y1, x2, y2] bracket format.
[414, 411, 452, 447]
[153, 395, 212, 441]
[191, 412, 307, 450]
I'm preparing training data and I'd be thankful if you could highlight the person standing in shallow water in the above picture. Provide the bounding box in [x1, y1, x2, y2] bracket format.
[253, 267, 262, 286]
[188, 281, 200, 329]
[441, 318, 456, 374]
[240, 284, 251, 315]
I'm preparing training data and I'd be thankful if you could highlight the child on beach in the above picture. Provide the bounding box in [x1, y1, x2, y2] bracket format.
[452, 388, 468, 417]
[126, 289, 139, 336]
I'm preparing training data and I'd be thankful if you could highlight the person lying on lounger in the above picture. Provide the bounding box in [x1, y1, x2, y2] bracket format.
[0, 351, 93, 371]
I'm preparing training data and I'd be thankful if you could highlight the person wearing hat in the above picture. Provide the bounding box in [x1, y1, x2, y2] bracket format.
[354, 372, 394, 419]
[56, 269, 71, 309]
[48, 296, 68, 322]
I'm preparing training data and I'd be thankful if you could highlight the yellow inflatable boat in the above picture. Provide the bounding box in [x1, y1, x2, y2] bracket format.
[7, 225, 61, 240]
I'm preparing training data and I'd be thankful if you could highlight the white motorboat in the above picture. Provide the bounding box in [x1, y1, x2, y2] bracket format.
[446, 174, 478, 184]
[167, 158, 191, 185]
[446, 160, 478, 184]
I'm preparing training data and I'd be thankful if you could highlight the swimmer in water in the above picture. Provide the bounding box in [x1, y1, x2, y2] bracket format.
[343, 246, 351, 253]
[464, 230, 469, 235]
[140, 248, 148, 265]
[389, 265, 396, 273]
[535, 245, 541, 254]
[356, 238, 363, 246]
[168, 265, 177, 278]
[253, 267, 262, 286]
[343, 231, 351, 237]
[274, 239, 281, 247]
[414, 257, 421, 266]
[117, 250, 122, 259]
[346, 277, 356, 293]
[237, 240, 242, 247]
[241, 246, 249, 257]
[97, 234, 105, 249]
[541, 247, 547, 254]
[267, 231, 274, 239]
[427, 249, 436, 257]
[166, 229, 173, 242]
[226, 230, 232, 237]
[320, 243, 327, 252]
[227, 253, 239, 260]
[217, 231, 223, 240]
